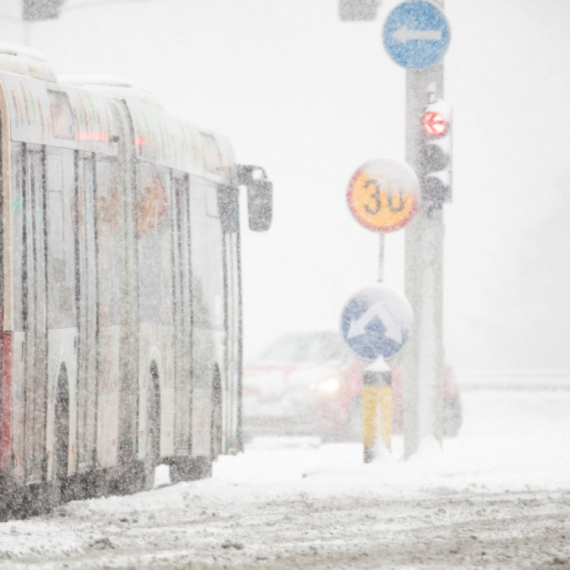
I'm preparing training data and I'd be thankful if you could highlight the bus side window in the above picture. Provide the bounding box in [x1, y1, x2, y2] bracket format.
[189, 177, 224, 331]
[136, 161, 172, 324]
[96, 157, 121, 328]
[48, 91, 75, 141]
[46, 147, 76, 329]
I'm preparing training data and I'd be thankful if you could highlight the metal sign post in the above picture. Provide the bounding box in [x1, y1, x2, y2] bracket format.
[343, 159, 418, 461]
[340, 285, 413, 462]
[346, 158, 420, 287]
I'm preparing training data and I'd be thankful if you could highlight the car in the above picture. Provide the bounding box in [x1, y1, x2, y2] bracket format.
[242, 331, 462, 441]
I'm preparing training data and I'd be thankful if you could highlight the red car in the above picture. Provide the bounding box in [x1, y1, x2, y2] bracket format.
[242, 331, 461, 441]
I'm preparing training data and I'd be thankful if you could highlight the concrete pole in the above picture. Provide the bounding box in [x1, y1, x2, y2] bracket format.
[403, 60, 446, 456]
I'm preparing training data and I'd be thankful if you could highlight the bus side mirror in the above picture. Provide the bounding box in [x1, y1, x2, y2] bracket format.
[238, 165, 273, 232]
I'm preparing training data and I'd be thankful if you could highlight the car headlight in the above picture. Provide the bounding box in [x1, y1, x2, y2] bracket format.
[309, 377, 341, 393]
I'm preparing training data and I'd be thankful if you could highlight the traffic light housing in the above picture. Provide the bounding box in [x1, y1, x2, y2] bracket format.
[339, 0, 381, 21]
[23, 0, 65, 21]
[419, 99, 452, 207]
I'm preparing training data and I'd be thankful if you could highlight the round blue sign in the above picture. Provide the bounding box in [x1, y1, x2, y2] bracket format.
[340, 285, 413, 361]
[383, 1, 451, 70]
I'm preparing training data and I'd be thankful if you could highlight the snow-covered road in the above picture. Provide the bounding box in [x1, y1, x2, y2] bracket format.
[1, 388, 569, 569]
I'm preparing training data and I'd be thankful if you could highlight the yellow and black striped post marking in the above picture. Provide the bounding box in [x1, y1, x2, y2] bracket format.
[363, 361, 392, 463]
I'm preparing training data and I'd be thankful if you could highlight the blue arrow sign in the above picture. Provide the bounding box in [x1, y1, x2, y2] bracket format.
[383, 1, 451, 70]
[340, 285, 413, 361]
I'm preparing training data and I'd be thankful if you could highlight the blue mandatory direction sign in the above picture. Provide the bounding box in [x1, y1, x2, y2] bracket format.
[340, 285, 413, 361]
[383, 0, 451, 70]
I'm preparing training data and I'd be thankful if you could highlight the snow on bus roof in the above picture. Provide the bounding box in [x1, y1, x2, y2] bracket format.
[0, 42, 50, 62]
[0, 42, 55, 82]
[59, 75, 162, 109]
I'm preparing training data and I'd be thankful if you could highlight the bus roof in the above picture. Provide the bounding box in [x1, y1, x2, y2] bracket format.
[0, 67, 237, 184]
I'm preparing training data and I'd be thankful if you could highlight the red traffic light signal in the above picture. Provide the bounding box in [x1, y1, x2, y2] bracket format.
[422, 110, 448, 137]
[419, 100, 452, 207]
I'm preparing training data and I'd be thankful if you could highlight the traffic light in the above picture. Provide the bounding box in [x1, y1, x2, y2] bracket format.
[23, 0, 65, 21]
[418, 99, 452, 207]
[339, 0, 381, 21]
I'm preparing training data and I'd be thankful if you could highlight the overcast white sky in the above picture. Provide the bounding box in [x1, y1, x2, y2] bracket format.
[2, 0, 569, 373]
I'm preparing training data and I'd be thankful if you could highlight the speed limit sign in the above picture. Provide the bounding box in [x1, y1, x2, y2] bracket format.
[346, 159, 420, 232]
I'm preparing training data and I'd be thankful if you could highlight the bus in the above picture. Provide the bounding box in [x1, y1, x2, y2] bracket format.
[0, 45, 272, 518]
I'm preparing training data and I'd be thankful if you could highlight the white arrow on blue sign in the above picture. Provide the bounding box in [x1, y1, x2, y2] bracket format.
[340, 285, 413, 361]
[383, 0, 451, 70]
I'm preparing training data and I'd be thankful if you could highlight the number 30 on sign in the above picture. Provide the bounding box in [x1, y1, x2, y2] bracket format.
[346, 159, 420, 233]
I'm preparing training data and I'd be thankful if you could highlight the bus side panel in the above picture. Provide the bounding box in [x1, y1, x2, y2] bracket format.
[171, 173, 192, 457]
[135, 161, 176, 461]
[223, 229, 242, 453]
[139, 325, 176, 461]
[189, 178, 225, 457]
[137, 324, 154, 462]
[95, 157, 122, 471]
[11, 331, 24, 481]
[0, 83, 14, 474]
[158, 325, 175, 458]
[75, 155, 99, 473]
[191, 329, 215, 458]
[25, 147, 48, 484]
[10, 144, 49, 485]
[111, 101, 140, 469]
[45, 328, 75, 480]
[159, 354, 175, 458]
[0, 329, 13, 471]
[45, 147, 78, 480]
[137, 324, 175, 462]
[97, 325, 119, 470]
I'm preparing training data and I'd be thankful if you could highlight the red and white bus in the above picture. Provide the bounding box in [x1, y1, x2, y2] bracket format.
[0, 45, 272, 518]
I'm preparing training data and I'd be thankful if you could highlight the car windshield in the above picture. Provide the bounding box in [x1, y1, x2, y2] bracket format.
[260, 332, 353, 363]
